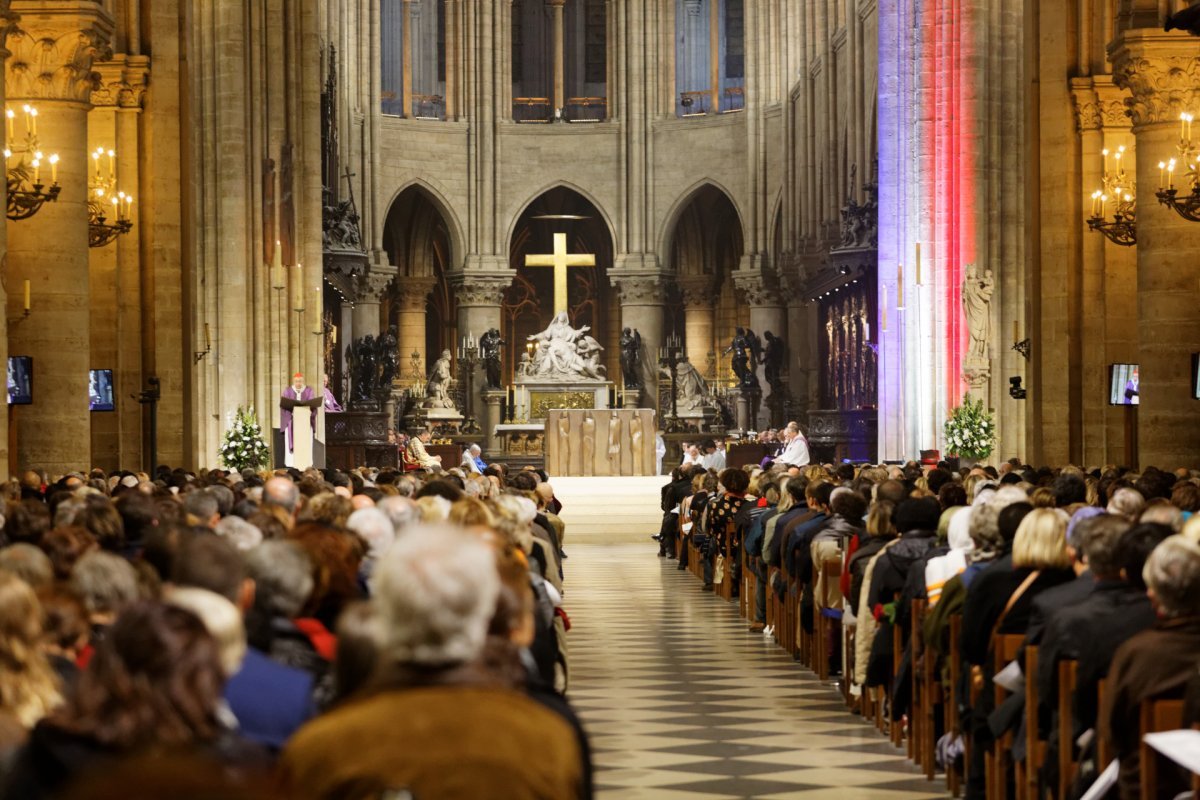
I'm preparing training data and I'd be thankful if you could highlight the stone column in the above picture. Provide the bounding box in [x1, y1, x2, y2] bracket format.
[1112, 33, 1200, 469]
[392, 274, 434, 378]
[708, 0, 719, 112]
[615, 276, 665, 409]
[0, 0, 16, 478]
[401, 0, 413, 117]
[353, 269, 395, 340]
[451, 274, 508, 424]
[678, 276, 715, 369]
[6, 3, 114, 475]
[548, 0, 565, 114]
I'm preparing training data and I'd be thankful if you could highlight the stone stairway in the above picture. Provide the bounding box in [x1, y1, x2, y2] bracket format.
[549, 475, 671, 543]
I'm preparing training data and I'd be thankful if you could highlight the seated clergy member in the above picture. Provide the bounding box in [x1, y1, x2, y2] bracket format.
[405, 429, 442, 471]
[775, 422, 811, 468]
[279, 526, 584, 799]
[460, 443, 486, 474]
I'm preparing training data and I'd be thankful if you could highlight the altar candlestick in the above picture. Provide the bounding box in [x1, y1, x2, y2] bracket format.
[915, 242, 922, 286]
[896, 264, 904, 309]
[23, 279, 30, 312]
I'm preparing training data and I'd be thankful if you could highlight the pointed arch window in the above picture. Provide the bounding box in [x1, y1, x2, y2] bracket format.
[512, 0, 609, 123]
[380, 0, 448, 119]
[675, 0, 745, 117]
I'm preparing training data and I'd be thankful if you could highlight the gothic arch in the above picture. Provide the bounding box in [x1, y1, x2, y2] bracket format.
[504, 180, 617, 255]
[658, 179, 746, 264]
[381, 179, 465, 270]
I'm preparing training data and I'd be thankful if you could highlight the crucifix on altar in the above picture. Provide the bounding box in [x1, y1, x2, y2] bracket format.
[524, 232, 596, 315]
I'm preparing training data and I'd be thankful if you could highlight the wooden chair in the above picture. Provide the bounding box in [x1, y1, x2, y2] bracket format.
[1139, 697, 1185, 800]
[740, 546, 757, 621]
[986, 634, 1025, 800]
[814, 558, 843, 681]
[1097, 678, 1112, 769]
[1021, 645, 1047, 800]
[910, 598, 938, 780]
[947, 614, 964, 797]
[1056, 659, 1080, 800]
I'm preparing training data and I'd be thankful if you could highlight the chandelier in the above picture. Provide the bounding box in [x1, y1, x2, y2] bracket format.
[1086, 145, 1137, 247]
[5, 104, 61, 222]
[1154, 113, 1200, 223]
[87, 146, 133, 248]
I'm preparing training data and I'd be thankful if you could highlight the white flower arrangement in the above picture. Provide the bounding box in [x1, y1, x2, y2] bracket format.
[943, 393, 997, 463]
[218, 405, 270, 471]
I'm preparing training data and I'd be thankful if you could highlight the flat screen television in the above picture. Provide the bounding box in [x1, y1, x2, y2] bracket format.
[7, 356, 31, 405]
[1192, 353, 1200, 400]
[1109, 363, 1140, 406]
[89, 369, 114, 412]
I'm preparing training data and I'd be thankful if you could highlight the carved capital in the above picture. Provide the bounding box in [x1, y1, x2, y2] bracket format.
[448, 272, 510, 307]
[90, 55, 149, 108]
[392, 276, 434, 310]
[677, 276, 714, 308]
[613, 276, 664, 306]
[356, 269, 397, 303]
[732, 272, 780, 308]
[6, 2, 115, 104]
[1111, 33, 1200, 128]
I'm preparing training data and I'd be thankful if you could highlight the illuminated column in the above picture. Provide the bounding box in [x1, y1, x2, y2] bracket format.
[708, 0, 719, 112]
[354, 269, 396, 342]
[1111, 32, 1200, 469]
[6, 3, 114, 474]
[548, 0, 565, 114]
[401, 0, 413, 117]
[393, 275, 434, 381]
[678, 277, 715, 369]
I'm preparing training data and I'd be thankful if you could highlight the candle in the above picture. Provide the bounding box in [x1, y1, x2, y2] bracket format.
[915, 242, 922, 286]
[31, 158, 39, 185]
[896, 263, 904, 309]
[1102, 148, 1109, 178]
[331, 325, 337, 345]
[49, 153, 58, 184]
[107, 149, 115, 179]
[881, 285, 888, 332]
[23, 279, 30, 311]
[204, 323, 211, 350]
[292, 263, 305, 312]
[28, 107, 36, 137]
[313, 287, 323, 335]
[1013, 320, 1018, 344]
[1182, 112, 1189, 142]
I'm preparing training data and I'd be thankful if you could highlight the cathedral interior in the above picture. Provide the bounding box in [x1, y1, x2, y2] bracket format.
[0, 0, 1196, 475]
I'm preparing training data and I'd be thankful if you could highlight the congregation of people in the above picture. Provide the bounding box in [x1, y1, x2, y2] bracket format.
[662, 426, 1200, 800]
[0, 461, 591, 799]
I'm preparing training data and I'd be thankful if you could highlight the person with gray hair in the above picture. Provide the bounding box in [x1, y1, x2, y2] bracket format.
[69, 551, 141, 629]
[377, 495, 420, 534]
[279, 526, 585, 799]
[1106, 486, 1145, 521]
[0, 543, 53, 589]
[1102, 535, 1200, 799]
[214, 515, 264, 552]
[347, 507, 395, 583]
[263, 476, 301, 515]
[183, 490, 221, 528]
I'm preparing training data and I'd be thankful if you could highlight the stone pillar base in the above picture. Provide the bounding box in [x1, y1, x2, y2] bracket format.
[482, 388, 505, 458]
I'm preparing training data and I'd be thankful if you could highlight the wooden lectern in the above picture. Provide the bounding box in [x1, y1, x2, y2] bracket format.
[280, 396, 322, 469]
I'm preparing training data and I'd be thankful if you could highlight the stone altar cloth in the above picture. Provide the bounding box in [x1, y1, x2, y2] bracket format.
[545, 408, 657, 477]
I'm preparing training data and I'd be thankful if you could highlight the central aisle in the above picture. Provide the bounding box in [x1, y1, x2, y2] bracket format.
[565, 543, 944, 800]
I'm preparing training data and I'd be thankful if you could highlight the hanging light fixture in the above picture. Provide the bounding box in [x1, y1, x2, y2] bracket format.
[5, 104, 61, 221]
[87, 146, 133, 248]
[1086, 145, 1137, 247]
[1154, 113, 1200, 223]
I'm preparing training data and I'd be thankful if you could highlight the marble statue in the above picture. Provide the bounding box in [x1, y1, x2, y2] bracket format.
[962, 263, 995, 360]
[526, 311, 607, 381]
[675, 359, 711, 412]
[423, 349, 456, 409]
[620, 327, 643, 389]
[581, 412, 596, 477]
[630, 412, 645, 475]
[556, 413, 572, 475]
[480, 328, 504, 389]
[607, 410, 622, 469]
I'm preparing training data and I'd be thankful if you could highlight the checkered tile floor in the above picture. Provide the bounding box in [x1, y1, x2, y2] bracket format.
[565, 543, 944, 800]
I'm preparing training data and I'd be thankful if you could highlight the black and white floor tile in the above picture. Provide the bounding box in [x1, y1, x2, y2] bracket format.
[565, 543, 945, 800]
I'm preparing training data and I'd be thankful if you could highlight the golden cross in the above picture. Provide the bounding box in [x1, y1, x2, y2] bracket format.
[524, 232, 595, 315]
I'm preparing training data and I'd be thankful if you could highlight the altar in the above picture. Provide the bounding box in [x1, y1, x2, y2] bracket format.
[545, 408, 657, 477]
